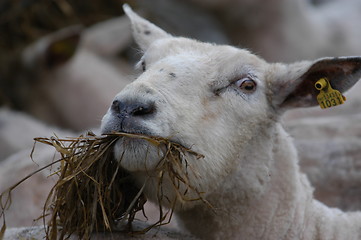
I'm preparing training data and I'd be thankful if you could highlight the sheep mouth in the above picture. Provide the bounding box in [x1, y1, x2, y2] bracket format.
[102, 131, 192, 172]
[102, 128, 157, 149]
[108, 129, 153, 144]
[104, 130, 190, 154]
[101, 123, 153, 137]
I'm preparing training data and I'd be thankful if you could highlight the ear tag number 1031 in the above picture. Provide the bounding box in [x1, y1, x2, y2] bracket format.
[315, 78, 346, 109]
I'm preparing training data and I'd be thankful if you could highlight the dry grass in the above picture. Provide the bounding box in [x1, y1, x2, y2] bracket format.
[0, 131, 205, 240]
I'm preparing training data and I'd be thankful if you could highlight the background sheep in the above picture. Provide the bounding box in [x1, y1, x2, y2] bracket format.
[10, 20, 133, 131]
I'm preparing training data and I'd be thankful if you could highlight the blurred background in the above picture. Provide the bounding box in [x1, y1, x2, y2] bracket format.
[1, 0, 361, 230]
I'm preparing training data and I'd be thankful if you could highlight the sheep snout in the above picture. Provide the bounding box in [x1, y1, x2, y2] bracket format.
[101, 99, 157, 136]
[110, 100, 156, 118]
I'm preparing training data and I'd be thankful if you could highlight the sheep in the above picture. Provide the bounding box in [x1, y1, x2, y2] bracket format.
[182, 0, 361, 62]
[7, 17, 134, 131]
[99, 5, 361, 240]
[287, 114, 361, 211]
[0, 107, 75, 160]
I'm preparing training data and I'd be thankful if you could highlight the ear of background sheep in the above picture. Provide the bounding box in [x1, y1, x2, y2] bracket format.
[22, 25, 82, 70]
[271, 57, 361, 112]
[123, 4, 171, 51]
[81, 15, 133, 56]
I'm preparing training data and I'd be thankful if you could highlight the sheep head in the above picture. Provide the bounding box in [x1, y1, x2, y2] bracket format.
[100, 4, 361, 209]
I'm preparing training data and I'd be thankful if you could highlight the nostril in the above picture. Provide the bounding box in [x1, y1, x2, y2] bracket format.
[111, 99, 156, 117]
[111, 100, 120, 113]
[132, 103, 156, 116]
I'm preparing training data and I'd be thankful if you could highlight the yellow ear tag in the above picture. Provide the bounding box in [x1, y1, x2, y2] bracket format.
[315, 78, 346, 109]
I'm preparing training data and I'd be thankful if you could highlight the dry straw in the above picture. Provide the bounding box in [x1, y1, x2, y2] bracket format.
[0, 132, 205, 240]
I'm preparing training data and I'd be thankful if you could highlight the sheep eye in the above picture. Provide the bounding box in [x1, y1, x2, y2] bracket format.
[235, 78, 257, 93]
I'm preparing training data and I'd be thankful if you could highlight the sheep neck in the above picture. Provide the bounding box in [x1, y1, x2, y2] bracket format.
[176, 122, 315, 239]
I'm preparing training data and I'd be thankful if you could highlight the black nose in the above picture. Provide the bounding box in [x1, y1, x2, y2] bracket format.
[111, 100, 156, 117]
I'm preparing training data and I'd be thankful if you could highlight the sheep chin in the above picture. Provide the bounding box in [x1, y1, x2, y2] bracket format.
[113, 137, 165, 172]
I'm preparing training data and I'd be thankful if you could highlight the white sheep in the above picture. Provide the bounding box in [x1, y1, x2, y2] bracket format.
[100, 5, 361, 240]
[287, 114, 361, 211]
[16, 17, 134, 131]
[184, 0, 361, 62]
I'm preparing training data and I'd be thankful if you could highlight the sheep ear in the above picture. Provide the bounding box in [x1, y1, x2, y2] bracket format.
[81, 16, 132, 56]
[22, 25, 82, 69]
[123, 4, 171, 51]
[270, 57, 361, 111]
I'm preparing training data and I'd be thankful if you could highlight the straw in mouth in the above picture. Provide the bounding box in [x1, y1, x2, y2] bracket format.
[0, 131, 207, 240]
